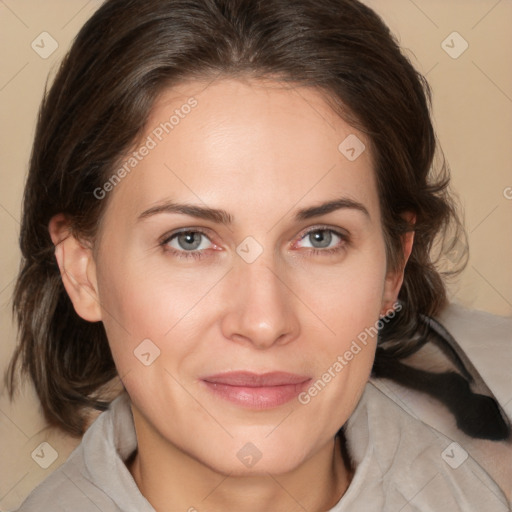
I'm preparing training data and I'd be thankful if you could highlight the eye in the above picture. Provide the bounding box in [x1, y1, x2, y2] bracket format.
[295, 227, 349, 255]
[159, 226, 349, 261]
[160, 229, 215, 260]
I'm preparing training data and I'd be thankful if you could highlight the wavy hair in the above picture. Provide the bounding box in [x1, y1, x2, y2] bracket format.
[6, 0, 470, 437]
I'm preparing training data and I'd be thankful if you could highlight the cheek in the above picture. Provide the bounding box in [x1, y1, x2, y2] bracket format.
[96, 241, 214, 332]
[294, 241, 387, 407]
[296, 275, 383, 438]
[94, 254, 174, 367]
[299, 241, 388, 338]
[94, 246, 229, 387]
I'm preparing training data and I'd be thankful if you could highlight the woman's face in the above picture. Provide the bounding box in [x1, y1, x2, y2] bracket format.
[77, 78, 406, 475]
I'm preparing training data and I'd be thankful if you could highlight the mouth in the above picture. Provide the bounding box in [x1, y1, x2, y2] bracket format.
[201, 371, 312, 409]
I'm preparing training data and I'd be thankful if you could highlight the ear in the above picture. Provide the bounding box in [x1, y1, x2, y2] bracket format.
[380, 212, 416, 316]
[48, 214, 102, 322]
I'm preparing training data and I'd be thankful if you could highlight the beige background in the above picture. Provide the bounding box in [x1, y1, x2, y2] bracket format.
[0, 1, 511, 510]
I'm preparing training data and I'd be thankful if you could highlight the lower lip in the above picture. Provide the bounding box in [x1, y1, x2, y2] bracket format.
[202, 380, 311, 409]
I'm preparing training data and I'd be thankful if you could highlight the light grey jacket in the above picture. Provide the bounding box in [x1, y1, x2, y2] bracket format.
[12, 381, 510, 511]
[11, 303, 512, 511]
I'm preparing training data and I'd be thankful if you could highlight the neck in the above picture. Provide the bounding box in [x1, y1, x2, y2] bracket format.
[127, 414, 353, 512]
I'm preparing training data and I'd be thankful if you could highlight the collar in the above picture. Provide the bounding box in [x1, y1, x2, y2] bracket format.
[76, 382, 509, 511]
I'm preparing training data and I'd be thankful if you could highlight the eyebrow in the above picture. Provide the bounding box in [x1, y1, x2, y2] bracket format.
[137, 197, 370, 224]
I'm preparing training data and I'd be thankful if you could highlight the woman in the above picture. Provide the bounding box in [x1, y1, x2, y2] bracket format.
[5, 0, 511, 510]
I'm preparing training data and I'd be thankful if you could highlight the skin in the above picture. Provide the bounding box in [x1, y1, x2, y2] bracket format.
[49, 77, 414, 512]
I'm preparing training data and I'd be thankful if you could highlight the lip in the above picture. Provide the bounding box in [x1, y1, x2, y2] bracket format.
[201, 371, 311, 409]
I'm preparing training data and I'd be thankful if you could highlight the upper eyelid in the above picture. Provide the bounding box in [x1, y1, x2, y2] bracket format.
[160, 226, 212, 243]
[297, 224, 348, 237]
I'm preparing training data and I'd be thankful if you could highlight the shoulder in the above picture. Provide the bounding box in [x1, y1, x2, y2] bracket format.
[12, 392, 146, 512]
[435, 301, 512, 410]
[344, 382, 510, 511]
[11, 411, 118, 512]
[362, 302, 512, 508]
[11, 458, 116, 512]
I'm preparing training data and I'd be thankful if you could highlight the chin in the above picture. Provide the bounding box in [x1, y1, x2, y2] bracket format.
[209, 455, 305, 478]
[194, 436, 312, 477]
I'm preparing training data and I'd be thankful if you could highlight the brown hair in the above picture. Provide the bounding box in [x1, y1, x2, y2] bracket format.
[6, 0, 468, 437]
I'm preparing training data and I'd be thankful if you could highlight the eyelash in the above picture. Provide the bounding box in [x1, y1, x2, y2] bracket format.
[159, 226, 349, 261]
[160, 228, 213, 261]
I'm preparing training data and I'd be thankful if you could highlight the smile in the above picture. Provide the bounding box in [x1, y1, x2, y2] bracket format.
[201, 371, 312, 409]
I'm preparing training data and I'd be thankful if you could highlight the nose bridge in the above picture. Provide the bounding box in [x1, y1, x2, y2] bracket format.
[221, 250, 298, 348]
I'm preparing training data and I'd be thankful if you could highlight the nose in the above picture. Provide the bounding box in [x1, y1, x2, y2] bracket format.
[220, 255, 300, 350]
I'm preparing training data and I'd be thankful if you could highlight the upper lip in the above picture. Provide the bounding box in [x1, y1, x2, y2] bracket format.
[202, 371, 311, 387]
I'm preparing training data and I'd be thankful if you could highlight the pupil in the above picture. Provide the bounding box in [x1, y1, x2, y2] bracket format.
[180, 232, 201, 250]
[312, 230, 331, 248]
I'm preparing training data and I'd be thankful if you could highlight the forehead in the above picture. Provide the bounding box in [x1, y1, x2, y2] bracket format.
[103, 78, 379, 226]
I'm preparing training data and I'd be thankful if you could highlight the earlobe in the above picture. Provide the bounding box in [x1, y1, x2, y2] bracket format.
[49, 214, 102, 322]
[380, 212, 416, 316]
